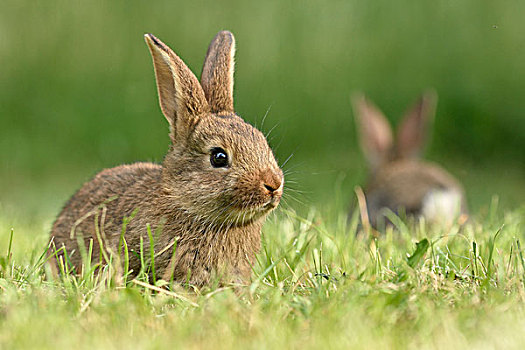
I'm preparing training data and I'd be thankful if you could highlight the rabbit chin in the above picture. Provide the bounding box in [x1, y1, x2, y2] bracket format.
[213, 202, 278, 227]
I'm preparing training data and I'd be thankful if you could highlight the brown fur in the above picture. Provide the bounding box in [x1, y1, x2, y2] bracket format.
[352, 91, 467, 228]
[50, 31, 284, 287]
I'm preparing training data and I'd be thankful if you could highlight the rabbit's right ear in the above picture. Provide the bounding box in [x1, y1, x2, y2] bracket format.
[352, 93, 394, 170]
[200, 31, 236, 113]
[145, 34, 210, 143]
[396, 90, 437, 159]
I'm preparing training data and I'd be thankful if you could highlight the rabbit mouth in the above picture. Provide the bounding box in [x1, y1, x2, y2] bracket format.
[217, 199, 278, 227]
[262, 198, 279, 210]
[246, 197, 281, 214]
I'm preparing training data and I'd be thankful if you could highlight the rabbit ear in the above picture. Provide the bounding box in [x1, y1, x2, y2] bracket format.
[396, 90, 437, 159]
[145, 34, 210, 143]
[352, 93, 394, 170]
[200, 31, 236, 113]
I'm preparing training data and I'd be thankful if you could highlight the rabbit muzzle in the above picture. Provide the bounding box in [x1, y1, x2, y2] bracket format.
[260, 168, 284, 208]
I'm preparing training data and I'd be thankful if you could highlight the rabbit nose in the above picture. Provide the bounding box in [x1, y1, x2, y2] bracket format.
[264, 183, 279, 193]
[261, 169, 283, 195]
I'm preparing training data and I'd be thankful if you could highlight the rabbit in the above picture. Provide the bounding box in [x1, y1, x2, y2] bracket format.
[49, 31, 284, 287]
[352, 91, 467, 229]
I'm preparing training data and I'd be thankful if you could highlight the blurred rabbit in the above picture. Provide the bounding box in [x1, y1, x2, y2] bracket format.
[352, 91, 467, 229]
[50, 31, 284, 286]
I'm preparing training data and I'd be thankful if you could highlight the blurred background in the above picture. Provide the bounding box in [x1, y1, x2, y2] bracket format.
[1, 0, 525, 226]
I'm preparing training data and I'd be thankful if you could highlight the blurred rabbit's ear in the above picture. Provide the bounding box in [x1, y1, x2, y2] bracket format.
[396, 90, 437, 159]
[144, 34, 210, 143]
[352, 93, 394, 170]
[200, 31, 236, 113]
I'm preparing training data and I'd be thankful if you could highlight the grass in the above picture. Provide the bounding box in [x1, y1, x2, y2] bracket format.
[1, 200, 525, 349]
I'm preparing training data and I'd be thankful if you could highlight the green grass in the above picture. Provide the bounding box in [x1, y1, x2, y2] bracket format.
[1, 202, 525, 349]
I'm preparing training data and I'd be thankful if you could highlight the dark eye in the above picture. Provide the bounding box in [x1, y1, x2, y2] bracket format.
[210, 147, 229, 168]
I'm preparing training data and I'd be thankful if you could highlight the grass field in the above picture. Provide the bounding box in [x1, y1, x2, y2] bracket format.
[1, 201, 525, 349]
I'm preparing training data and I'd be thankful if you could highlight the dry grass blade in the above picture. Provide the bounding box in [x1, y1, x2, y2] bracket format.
[131, 279, 199, 307]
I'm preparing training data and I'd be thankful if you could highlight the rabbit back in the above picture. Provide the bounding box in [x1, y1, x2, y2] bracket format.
[366, 160, 465, 226]
[51, 163, 161, 270]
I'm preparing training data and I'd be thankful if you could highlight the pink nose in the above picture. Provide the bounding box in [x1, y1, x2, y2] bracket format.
[260, 169, 283, 195]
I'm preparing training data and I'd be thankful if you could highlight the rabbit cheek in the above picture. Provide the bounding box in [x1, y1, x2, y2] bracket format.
[230, 169, 283, 213]
[229, 175, 265, 211]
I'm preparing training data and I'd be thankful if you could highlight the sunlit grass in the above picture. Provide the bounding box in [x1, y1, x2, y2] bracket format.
[1, 201, 525, 349]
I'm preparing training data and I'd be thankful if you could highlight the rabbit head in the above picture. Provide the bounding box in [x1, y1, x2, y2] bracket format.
[145, 32, 284, 228]
[352, 91, 466, 228]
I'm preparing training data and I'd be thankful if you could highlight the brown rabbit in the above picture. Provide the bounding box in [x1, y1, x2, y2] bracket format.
[50, 31, 284, 286]
[352, 91, 467, 229]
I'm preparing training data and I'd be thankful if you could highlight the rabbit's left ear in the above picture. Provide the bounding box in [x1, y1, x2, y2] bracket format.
[396, 90, 437, 159]
[144, 33, 210, 143]
[352, 93, 394, 170]
[200, 31, 236, 113]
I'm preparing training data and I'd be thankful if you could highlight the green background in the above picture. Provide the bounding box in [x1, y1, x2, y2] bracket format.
[2, 0, 525, 222]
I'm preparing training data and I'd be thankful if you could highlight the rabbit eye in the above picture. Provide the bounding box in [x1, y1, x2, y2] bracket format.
[210, 147, 229, 168]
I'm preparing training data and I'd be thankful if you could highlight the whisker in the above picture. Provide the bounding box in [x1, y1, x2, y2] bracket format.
[280, 153, 294, 168]
[283, 179, 299, 185]
[282, 162, 306, 174]
[282, 195, 306, 206]
[261, 104, 273, 130]
[284, 188, 307, 195]
[265, 122, 280, 140]
[283, 170, 302, 177]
